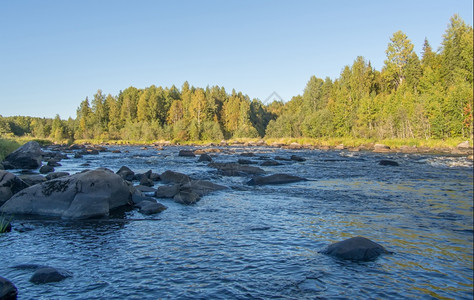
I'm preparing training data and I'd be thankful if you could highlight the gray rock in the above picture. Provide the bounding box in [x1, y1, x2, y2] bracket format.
[0, 276, 17, 300]
[247, 174, 307, 185]
[198, 154, 213, 162]
[29, 267, 72, 284]
[457, 141, 471, 149]
[3, 141, 43, 169]
[160, 170, 191, 184]
[1, 169, 132, 219]
[320, 236, 389, 261]
[116, 166, 135, 181]
[39, 165, 54, 174]
[0, 171, 29, 206]
[134, 185, 156, 193]
[154, 184, 180, 198]
[45, 172, 70, 181]
[173, 191, 200, 205]
[137, 200, 167, 215]
[379, 160, 399, 166]
[19, 174, 46, 186]
[208, 162, 265, 176]
[260, 160, 282, 166]
[181, 180, 228, 196]
[291, 155, 306, 162]
[179, 150, 195, 157]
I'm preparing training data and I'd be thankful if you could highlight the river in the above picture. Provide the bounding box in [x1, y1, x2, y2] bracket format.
[1, 145, 473, 299]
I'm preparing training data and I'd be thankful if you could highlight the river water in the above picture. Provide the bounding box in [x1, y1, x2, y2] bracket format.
[1, 146, 473, 299]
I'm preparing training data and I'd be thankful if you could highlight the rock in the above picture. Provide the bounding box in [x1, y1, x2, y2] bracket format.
[0, 171, 29, 206]
[154, 185, 180, 198]
[238, 159, 255, 165]
[46, 159, 61, 167]
[29, 267, 72, 284]
[240, 152, 255, 157]
[0, 163, 3, 170]
[274, 156, 291, 161]
[178, 150, 195, 157]
[320, 236, 389, 261]
[134, 185, 156, 193]
[39, 165, 54, 174]
[373, 144, 391, 153]
[379, 160, 399, 166]
[0, 169, 132, 219]
[19, 174, 46, 186]
[290, 155, 306, 162]
[137, 200, 167, 215]
[173, 191, 200, 205]
[334, 144, 345, 150]
[73, 152, 83, 159]
[247, 174, 307, 185]
[208, 163, 265, 176]
[198, 154, 213, 162]
[457, 141, 471, 149]
[160, 170, 191, 184]
[180, 180, 228, 196]
[116, 166, 135, 181]
[260, 160, 282, 166]
[112, 150, 121, 153]
[150, 173, 160, 181]
[0, 276, 17, 300]
[3, 141, 43, 169]
[45, 172, 70, 181]
[139, 176, 154, 187]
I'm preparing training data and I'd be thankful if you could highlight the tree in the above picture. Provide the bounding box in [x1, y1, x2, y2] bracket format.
[383, 30, 415, 90]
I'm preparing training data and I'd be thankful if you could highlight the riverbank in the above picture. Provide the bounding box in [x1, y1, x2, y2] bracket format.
[1, 137, 473, 161]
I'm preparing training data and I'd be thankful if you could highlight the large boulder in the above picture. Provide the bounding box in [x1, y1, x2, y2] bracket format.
[320, 236, 389, 261]
[0, 171, 29, 206]
[0, 169, 133, 219]
[0, 276, 17, 300]
[178, 150, 195, 157]
[154, 184, 180, 198]
[3, 141, 43, 169]
[247, 174, 307, 185]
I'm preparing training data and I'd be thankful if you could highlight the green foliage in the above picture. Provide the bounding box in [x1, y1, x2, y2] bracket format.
[0, 138, 21, 161]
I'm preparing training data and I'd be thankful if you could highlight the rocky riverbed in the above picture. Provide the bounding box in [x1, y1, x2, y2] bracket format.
[0, 142, 473, 299]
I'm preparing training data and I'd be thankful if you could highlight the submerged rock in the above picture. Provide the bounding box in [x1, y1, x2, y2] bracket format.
[29, 267, 72, 284]
[0, 169, 133, 219]
[379, 160, 399, 166]
[260, 160, 282, 166]
[180, 180, 228, 196]
[136, 200, 167, 215]
[154, 184, 180, 198]
[320, 236, 390, 261]
[0, 276, 17, 300]
[247, 174, 307, 185]
[290, 155, 306, 162]
[173, 191, 200, 205]
[3, 141, 43, 170]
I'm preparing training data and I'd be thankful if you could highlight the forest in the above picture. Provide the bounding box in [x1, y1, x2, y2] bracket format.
[1, 15, 472, 144]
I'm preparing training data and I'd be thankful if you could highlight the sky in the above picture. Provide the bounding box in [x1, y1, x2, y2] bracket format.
[0, 0, 472, 119]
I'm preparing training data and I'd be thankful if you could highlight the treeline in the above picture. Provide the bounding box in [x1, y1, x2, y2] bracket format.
[266, 15, 473, 140]
[0, 15, 472, 142]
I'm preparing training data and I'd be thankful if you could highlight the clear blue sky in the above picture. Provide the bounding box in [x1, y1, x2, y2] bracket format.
[0, 0, 472, 119]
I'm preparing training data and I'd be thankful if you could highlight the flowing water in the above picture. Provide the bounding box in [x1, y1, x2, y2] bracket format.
[1, 146, 473, 299]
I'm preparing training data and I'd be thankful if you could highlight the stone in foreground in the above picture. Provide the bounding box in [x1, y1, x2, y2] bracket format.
[0, 276, 17, 300]
[29, 267, 72, 284]
[0, 168, 132, 219]
[320, 236, 389, 261]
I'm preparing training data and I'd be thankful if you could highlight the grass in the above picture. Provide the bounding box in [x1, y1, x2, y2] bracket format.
[0, 213, 12, 233]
